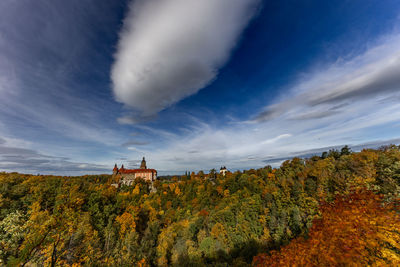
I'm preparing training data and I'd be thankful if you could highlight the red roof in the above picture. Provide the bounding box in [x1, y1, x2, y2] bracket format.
[119, 168, 157, 174]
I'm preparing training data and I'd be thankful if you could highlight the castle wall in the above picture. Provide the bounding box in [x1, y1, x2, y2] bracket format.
[119, 172, 155, 186]
[120, 174, 135, 186]
[134, 171, 155, 182]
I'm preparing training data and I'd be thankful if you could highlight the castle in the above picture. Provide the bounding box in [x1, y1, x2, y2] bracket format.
[112, 157, 157, 186]
[220, 166, 228, 176]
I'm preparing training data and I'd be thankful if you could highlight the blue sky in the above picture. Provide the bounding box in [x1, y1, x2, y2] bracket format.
[1, 0, 400, 175]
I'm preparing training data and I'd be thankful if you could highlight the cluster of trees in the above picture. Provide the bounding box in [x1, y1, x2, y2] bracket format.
[0, 145, 399, 266]
[253, 189, 400, 266]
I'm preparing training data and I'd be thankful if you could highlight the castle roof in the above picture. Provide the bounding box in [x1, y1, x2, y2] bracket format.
[119, 168, 157, 174]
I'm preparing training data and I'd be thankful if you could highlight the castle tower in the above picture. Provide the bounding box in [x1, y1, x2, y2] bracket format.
[140, 157, 147, 169]
[113, 164, 118, 175]
[220, 166, 227, 176]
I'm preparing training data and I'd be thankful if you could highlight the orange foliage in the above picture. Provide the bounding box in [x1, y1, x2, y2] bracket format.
[137, 258, 149, 267]
[253, 190, 400, 267]
[174, 186, 181, 195]
[216, 186, 223, 195]
[199, 209, 209, 217]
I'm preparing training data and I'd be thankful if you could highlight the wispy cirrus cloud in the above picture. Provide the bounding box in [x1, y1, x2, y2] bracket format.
[0, 0, 132, 174]
[121, 140, 149, 147]
[0, 139, 109, 175]
[111, 0, 261, 119]
[0, 0, 126, 143]
[255, 34, 400, 122]
[261, 134, 292, 145]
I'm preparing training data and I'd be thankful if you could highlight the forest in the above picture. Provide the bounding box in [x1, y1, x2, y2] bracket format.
[0, 145, 399, 266]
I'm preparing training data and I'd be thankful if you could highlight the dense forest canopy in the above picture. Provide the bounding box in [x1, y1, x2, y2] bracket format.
[0, 146, 400, 266]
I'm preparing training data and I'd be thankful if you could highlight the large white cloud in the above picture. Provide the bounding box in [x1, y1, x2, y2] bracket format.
[111, 0, 260, 117]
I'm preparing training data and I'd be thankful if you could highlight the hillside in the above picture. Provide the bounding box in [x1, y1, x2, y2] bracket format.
[0, 146, 400, 266]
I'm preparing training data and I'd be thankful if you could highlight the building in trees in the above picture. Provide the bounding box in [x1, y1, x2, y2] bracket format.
[112, 157, 157, 186]
[220, 166, 228, 176]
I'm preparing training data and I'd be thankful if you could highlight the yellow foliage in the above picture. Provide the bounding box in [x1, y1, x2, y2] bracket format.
[132, 184, 140, 195]
[223, 189, 230, 197]
[115, 211, 136, 237]
[162, 183, 169, 189]
[174, 186, 181, 195]
[180, 219, 190, 228]
[169, 184, 176, 191]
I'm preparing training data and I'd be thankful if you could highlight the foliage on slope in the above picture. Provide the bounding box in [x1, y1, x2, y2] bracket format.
[0, 146, 399, 266]
[253, 189, 400, 266]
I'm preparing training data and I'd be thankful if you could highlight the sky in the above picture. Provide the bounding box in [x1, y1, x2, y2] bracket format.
[1, 0, 400, 175]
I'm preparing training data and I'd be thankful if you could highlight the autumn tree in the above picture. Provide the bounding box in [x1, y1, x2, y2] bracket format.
[253, 190, 400, 266]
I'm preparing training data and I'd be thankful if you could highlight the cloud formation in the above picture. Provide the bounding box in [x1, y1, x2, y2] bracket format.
[123, 33, 400, 172]
[112, 0, 260, 117]
[261, 134, 292, 145]
[255, 34, 400, 122]
[121, 140, 149, 147]
[0, 0, 131, 175]
[0, 141, 109, 175]
[1, 1, 400, 175]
